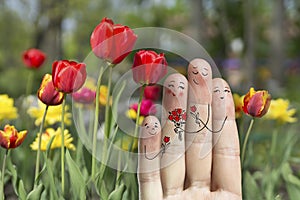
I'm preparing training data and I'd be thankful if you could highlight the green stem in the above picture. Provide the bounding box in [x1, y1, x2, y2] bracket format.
[241, 118, 255, 166]
[129, 85, 146, 152]
[26, 70, 34, 96]
[97, 63, 114, 193]
[34, 105, 49, 188]
[60, 95, 66, 195]
[91, 67, 104, 181]
[270, 126, 279, 158]
[0, 150, 8, 200]
[104, 65, 114, 138]
[100, 64, 114, 171]
[116, 150, 122, 187]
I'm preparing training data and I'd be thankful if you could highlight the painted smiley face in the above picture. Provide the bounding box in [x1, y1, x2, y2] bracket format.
[212, 78, 235, 120]
[166, 80, 186, 97]
[188, 59, 212, 86]
[213, 86, 231, 100]
[144, 121, 160, 135]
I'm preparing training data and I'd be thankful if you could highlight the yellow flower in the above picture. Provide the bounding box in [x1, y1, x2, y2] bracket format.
[0, 94, 18, 122]
[30, 127, 76, 151]
[84, 77, 97, 91]
[27, 100, 72, 126]
[265, 98, 297, 124]
[99, 85, 111, 106]
[115, 135, 138, 151]
[233, 93, 244, 118]
[126, 108, 144, 125]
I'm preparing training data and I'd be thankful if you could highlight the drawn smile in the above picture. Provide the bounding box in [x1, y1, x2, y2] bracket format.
[148, 130, 158, 135]
[193, 79, 199, 85]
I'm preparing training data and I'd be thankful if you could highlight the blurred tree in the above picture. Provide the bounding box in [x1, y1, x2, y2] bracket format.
[243, 0, 256, 87]
[269, 0, 285, 88]
[33, 0, 68, 60]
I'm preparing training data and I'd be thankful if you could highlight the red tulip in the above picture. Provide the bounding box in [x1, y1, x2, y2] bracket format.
[242, 87, 271, 118]
[22, 48, 46, 69]
[143, 85, 161, 101]
[0, 125, 27, 149]
[52, 60, 87, 94]
[72, 87, 96, 104]
[38, 74, 64, 106]
[132, 50, 168, 85]
[90, 17, 137, 64]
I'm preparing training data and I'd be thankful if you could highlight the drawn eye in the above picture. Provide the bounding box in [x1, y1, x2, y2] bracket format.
[224, 89, 231, 93]
[214, 89, 220, 93]
[178, 85, 185, 90]
[154, 125, 158, 128]
[192, 71, 199, 75]
[168, 84, 175, 88]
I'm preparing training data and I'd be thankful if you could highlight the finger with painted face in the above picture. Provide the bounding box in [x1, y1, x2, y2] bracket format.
[211, 78, 241, 197]
[161, 73, 188, 198]
[185, 58, 213, 190]
[138, 116, 163, 200]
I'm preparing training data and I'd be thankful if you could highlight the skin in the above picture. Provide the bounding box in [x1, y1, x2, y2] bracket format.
[138, 59, 242, 200]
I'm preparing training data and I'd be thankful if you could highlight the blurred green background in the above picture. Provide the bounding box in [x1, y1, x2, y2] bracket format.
[1, 0, 300, 199]
[0, 0, 300, 100]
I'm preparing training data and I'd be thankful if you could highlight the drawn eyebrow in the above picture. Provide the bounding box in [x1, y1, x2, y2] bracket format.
[169, 80, 175, 83]
[179, 82, 185, 85]
[154, 122, 158, 125]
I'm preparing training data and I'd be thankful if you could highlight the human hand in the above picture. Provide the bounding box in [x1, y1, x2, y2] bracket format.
[138, 59, 242, 200]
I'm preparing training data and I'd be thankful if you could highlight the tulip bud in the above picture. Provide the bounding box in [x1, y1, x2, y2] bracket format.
[132, 50, 168, 85]
[72, 87, 96, 104]
[52, 60, 87, 94]
[22, 48, 46, 69]
[38, 74, 64, 106]
[242, 87, 271, 118]
[143, 85, 161, 101]
[0, 125, 27, 149]
[90, 17, 137, 64]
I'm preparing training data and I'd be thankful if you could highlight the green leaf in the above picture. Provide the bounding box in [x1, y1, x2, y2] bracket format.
[108, 183, 125, 200]
[43, 152, 58, 200]
[243, 171, 262, 199]
[110, 80, 126, 130]
[6, 156, 18, 193]
[46, 135, 56, 157]
[26, 184, 43, 200]
[18, 180, 27, 200]
[65, 149, 86, 199]
[281, 162, 300, 200]
[125, 172, 138, 200]
[285, 183, 300, 200]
